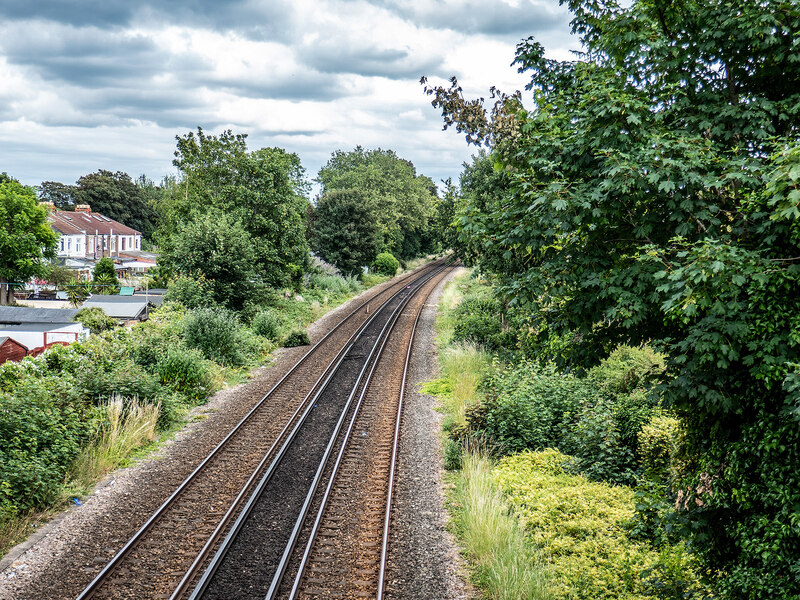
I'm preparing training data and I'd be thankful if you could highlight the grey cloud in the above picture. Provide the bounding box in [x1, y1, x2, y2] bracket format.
[0, 0, 295, 40]
[298, 42, 443, 79]
[371, 0, 569, 37]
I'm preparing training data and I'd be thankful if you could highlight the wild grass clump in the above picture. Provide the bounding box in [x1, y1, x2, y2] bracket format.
[453, 449, 551, 600]
[69, 396, 159, 488]
[438, 343, 490, 431]
[283, 328, 311, 347]
[308, 273, 361, 294]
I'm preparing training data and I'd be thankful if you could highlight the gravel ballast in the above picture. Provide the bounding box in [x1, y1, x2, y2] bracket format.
[0, 268, 471, 600]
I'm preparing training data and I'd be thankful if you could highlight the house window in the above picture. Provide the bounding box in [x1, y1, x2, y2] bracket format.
[67, 238, 72, 251]
[121, 237, 125, 251]
[60, 239, 64, 252]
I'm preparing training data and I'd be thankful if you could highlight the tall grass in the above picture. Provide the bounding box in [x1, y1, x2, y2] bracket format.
[439, 343, 490, 430]
[454, 449, 551, 600]
[433, 268, 552, 599]
[69, 396, 159, 488]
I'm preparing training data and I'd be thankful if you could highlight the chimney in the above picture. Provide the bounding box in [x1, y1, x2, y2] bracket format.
[39, 201, 56, 211]
[75, 204, 91, 213]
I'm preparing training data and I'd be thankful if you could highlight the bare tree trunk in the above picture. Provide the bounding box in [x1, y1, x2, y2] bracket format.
[0, 280, 9, 305]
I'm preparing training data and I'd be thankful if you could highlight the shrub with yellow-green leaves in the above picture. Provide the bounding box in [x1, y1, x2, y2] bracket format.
[493, 450, 706, 600]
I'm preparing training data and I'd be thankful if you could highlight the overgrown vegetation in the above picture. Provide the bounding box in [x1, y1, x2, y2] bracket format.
[425, 1, 800, 596]
[0, 260, 397, 557]
[430, 271, 704, 599]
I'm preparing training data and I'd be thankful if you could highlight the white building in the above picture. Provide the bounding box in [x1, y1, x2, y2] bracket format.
[44, 203, 142, 260]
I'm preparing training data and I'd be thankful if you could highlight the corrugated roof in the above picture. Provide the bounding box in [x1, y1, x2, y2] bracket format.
[82, 297, 147, 319]
[0, 306, 80, 324]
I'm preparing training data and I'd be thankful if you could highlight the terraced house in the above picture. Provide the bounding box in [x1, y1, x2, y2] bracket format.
[42, 202, 142, 259]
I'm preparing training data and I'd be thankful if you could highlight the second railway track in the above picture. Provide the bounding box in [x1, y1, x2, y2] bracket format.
[76, 259, 452, 600]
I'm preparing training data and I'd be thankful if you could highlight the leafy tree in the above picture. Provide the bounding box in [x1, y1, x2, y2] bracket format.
[424, 1, 800, 597]
[164, 128, 310, 288]
[315, 147, 437, 260]
[0, 178, 58, 304]
[308, 189, 382, 275]
[92, 257, 120, 295]
[37, 181, 77, 209]
[74, 170, 159, 240]
[159, 210, 256, 310]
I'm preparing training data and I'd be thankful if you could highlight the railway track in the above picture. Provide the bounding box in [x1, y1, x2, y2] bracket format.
[75, 259, 451, 600]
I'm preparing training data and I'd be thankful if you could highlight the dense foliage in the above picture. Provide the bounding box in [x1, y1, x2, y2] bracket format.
[370, 252, 399, 277]
[74, 170, 160, 240]
[0, 303, 274, 523]
[0, 178, 58, 304]
[160, 128, 310, 289]
[308, 189, 383, 275]
[159, 211, 257, 310]
[425, 1, 800, 595]
[310, 147, 439, 265]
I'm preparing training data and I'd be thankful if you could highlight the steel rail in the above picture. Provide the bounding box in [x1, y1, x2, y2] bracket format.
[75, 259, 446, 600]
[286, 263, 444, 600]
[187, 263, 447, 600]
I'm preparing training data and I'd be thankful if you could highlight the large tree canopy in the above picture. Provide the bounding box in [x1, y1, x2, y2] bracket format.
[0, 177, 58, 304]
[159, 210, 256, 310]
[160, 128, 310, 288]
[314, 147, 437, 261]
[308, 189, 383, 275]
[74, 170, 160, 240]
[425, 1, 800, 597]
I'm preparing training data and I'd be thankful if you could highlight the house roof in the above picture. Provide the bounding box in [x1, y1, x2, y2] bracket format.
[0, 306, 80, 324]
[48, 210, 141, 236]
[0, 323, 82, 333]
[82, 296, 148, 319]
[0, 336, 28, 350]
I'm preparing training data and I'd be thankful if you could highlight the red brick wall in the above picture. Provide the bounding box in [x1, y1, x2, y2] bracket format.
[0, 339, 29, 365]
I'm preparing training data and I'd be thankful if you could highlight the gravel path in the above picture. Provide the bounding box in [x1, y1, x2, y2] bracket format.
[0, 269, 471, 600]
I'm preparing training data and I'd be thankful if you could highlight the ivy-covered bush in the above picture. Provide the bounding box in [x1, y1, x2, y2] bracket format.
[371, 252, 399, 276]
[252, 309, 282, 341]
[183, 307, 246, 366]
[283, 328, 311, 347]
[74, 307, 118, 334]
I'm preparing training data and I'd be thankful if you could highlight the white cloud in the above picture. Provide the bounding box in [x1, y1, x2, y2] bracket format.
[0, 0, 578, 189]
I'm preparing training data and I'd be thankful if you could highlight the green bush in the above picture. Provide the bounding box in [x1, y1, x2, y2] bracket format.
[465, 362, 599, 455]
[0, 390, 98, 515]
[76, 359, 162, 403]
[165, 275, 214, 309]
[588, 345, 666, 394]
[156, 346, 212, 403]
[638, 414, 682, 479]
[283, 328, 310, 347]
[451, 296, 514, 352]
[371, 252, 399, 276]
[493, 450, 706, 600]
[566, 399, 638, 486]
[183, 308, 246, 366]
[75, 307, 118, 334]
[252, 309, 282, 341]
[308, 273, 361, 294]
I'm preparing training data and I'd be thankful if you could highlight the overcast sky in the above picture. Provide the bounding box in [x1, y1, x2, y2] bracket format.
[0, 0, 578, 195]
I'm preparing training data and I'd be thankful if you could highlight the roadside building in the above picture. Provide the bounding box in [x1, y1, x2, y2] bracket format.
[44, 203, 143, 260]
[0, 337, 29, 365]
[81, 294, 161, 323]
[0, 306, 88, 358]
